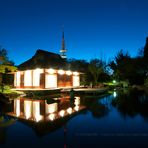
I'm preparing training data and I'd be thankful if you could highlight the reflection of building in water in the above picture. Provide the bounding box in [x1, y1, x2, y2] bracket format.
[8, 96, 85, 123]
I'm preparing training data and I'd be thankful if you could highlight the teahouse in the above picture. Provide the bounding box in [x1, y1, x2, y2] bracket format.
[14, 49, 80, 89]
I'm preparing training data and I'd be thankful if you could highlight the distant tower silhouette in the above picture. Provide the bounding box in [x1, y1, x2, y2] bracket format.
[60, 29, 67, 59]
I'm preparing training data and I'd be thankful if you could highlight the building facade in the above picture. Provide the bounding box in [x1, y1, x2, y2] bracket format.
[14, 68, 80, 89]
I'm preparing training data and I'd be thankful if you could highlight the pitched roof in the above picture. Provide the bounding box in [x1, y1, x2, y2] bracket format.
[18, 49, 67, 70]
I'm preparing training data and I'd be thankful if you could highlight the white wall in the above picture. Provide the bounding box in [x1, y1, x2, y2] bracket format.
[45, 74, 57, 88]
[24, 70, 32, 86]
[73, 75, 80, 87]
[33, 69, 43, 87]
[14, 72, 20, 87]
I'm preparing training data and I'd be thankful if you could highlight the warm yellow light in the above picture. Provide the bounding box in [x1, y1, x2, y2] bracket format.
[33, 101, 42, 122]
[24, 100, 32, 119]
[58, 70, 65, 75]
[35, 68, 43, 73]
[74, 106, 79, 111]
[73, 75, 80, 87]
[46, 102, 58, 114]
[67, 107, 72, 114]
[24, 70, 32, 86]
[33, 69, 42, 86]
[35, 115, 42, 122]
[49, 113, 55, 121]
[15, 72, 20, 87]
[66, 71, 72, 75]
[74, 97, 80, 106]
[47, 68, 56, 74]
[45, 74, 57, 88]
[59, 110, 65, 117]
[73, 72, 79, 76]
[15, 99, 20, 117]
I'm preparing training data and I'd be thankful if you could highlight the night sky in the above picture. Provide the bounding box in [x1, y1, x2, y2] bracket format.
[0, 0, 148, 65]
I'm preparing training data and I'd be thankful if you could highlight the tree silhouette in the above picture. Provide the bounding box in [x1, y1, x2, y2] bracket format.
[0, 47, 16, 91]
[144, 37, 148, 58]
[88, 59, 106, 85]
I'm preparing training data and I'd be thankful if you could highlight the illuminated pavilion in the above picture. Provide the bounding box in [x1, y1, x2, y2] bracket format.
[14, 49, 80, 89]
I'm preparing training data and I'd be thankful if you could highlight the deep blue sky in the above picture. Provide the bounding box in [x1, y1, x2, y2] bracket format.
[0, 0, 148, 65]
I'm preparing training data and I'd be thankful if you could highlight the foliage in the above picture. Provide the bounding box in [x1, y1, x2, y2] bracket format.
[144, 37, 148, 59]
[68, 58, 111, 86]
[109, 47, 148, 85]
[67, 58, 89, 72]
[0, 65, 17, 73]
[0, 48, 14, 66]
[87, 59, 110, 85]
[109, 49, 131, 81]
[0, 47, 17, 92]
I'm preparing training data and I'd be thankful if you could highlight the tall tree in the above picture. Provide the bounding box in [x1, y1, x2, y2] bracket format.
[109, 49, 131, 81]
[0, 48, 16, 73]
[0, 48, 14, 65]
[144, 37, 148, 59]
[88, 59, 106, 85]
[67, 58, 88, 72]
[0, 47, 16, 90]
[109, 49, 146, 85]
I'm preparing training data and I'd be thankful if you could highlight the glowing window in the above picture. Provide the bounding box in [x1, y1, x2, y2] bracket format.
[33, 69, 42, 86]
[45, 74, 57, 88]
[24, 70, 32, 86]
[73, 75, 80, 87]
[15, 72, 20, 86]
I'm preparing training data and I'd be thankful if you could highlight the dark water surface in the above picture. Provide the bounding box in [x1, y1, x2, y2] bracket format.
[1, 89, 148, 148]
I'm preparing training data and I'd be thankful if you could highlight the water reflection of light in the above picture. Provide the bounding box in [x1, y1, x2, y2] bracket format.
[24, 100, 32, 119]
[49, 113, 55, 121]
[74, 97, 80, 106]
[74, 106, 79, 111]
[46, 102, 58, 114]
[59, 110, 65, 117]
[24, 70, 32, 86]
[34, 115, 42, 122]
[33, 101, 42, 122]
[113, 91, 117, 98]
[67, 107, 72, 114]
[15, 99, 20, 117]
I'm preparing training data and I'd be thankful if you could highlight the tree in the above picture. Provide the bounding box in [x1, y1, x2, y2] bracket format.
[88, 59, 106, 85]
[109, 49, 146, 85]
[0, 47, 17, 91]
[109, 49, 131, 81]
[67, 58, 88, 72]
[144, 37, 148, 59]
[143, 37, 148, 78]
[0, 48, 14, 66]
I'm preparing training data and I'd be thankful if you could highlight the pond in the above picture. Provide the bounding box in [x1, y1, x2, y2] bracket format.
[1, 89, 148, 148]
